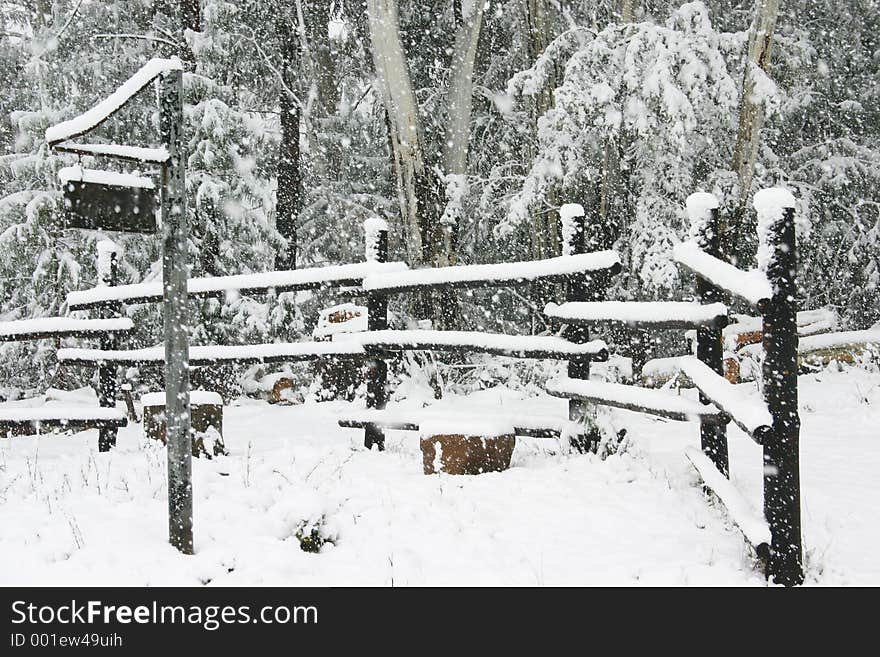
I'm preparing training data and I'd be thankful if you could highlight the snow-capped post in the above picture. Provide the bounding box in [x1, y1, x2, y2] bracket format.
[560, 203, 594, 451]
[687, 192, 729, 477]
[96, 240, 122, 452]
[159, 67, 194, 555]
[364, 217, 389, 450]
[754, 188, 803, 586]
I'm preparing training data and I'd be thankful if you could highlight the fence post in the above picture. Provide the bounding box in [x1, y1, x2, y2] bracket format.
[97, 241, 121, 453]
[756, 189, 803, 586]
[687, 193, 729, 477]
[159, 67, 193, 555]
[561, 204, 597, 451]
[364, 218, 389, 451]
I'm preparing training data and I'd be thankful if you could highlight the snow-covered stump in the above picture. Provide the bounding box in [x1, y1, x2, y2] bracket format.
[364, 218, 389, 451]
[96, 241, 122, 452]
[419, 419, 516, 475]
[142, 391, 226, 458]
[755, 188, 804, 586]
[561, 203, 600, 451]
[687, 193, 729, 477]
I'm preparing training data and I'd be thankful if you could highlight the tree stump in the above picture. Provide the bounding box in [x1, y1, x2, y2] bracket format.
[419, 419, 516, 475]
[142, 391, 226, 458]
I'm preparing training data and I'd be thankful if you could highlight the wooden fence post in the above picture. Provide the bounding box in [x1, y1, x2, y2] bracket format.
[159, 67, 193, 555]
[688, 194, 729, 477]
[561, 204, 598, 452]
[364, 218, 389, 450]
[757, 191, 804, 585]
[97, 241, 120, 452]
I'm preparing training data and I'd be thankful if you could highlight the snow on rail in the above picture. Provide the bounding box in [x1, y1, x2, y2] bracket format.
[685, 446, 772, 551]
[673, 242, 773, 309]
[0, 317, 133, 342]
[46, 58, 183, 145]
[0, 407, 126, 425]
[677, 356, 772, 442]
[66, 261, 409, 310]
[799, 330, 880, 353]
[361, 251, 621, 293]
[546, 377, 725, 423]
[544, 300, 729, 329]
[355, 330, 609, 359]
[58, 341, 366, 366]
[59, 166, 154, 189]
[53, 142, 170, 164]
[338, 408, 565, 438]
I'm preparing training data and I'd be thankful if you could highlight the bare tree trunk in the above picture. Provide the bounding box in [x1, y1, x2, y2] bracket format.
[366, 0, 436, 267]
[276, 11, 301, 271]
[726, 0, 780, 262]
[520, 0, 561, 330]
[303, 0, 339, 116]
[179, 0, 200, 68]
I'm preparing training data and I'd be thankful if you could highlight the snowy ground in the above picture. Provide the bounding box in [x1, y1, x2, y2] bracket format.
[0, 367, 877, 586]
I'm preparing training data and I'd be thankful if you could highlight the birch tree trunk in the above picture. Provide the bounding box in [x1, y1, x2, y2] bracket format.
[441, 3, 486, 267]
[726, 0, 781, 262]
[366, 0, 439, 267]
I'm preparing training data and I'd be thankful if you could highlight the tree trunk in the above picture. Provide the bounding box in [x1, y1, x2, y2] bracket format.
[726, 0, 780, 263]
[276, 11, 302, 271]
[366, 0, 433, 266]
[521, 0, 560, 328]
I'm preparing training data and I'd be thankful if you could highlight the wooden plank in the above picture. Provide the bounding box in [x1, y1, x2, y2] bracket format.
[361, 252, 622, 295]
[63, 180, 157, 233]
[545, 301, 729, 329]
[678, 356, 772, 444]
[58, 342, 367, 367]
[0, 318, 133, 342]
[547, 378, 728, 424]
[338, 419, 560, 439]
[358, 330, 609, 361]
[685, 446, 771, 557]
[66, 262, 408, 311]
[54, 142, 170, 164]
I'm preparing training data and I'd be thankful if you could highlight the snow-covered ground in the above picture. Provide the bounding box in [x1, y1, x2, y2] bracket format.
[0, 367, 877, 586]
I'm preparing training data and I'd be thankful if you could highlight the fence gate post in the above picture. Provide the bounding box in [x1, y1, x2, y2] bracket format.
[364, 218, 389, 450]
[159, 67, 193, 555]
[688, 194, 729, 477]
[561, 204, 597, 451]
[97, 242, 120, 452]
[757, 193, 804, 586]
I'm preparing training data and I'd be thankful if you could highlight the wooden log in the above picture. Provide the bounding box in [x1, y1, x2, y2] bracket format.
[142, 391, 226, 458]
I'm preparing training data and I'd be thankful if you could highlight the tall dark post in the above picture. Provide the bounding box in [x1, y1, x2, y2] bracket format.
[275, 12, 301, 271]
[97, 245, 120, 452]
[562, 204, 595, 452]
[365, 223, 389, 450]
[159, 68, 193, 555]
[761, 203, 803, 585]
[695, 206, 729, 477]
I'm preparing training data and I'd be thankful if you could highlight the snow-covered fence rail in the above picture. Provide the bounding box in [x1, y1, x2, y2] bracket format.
[0, 317, 132, 342]
[0, 248, 130, 444]
[66, 261, 409, 311]
[339, 206, 622, 451]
